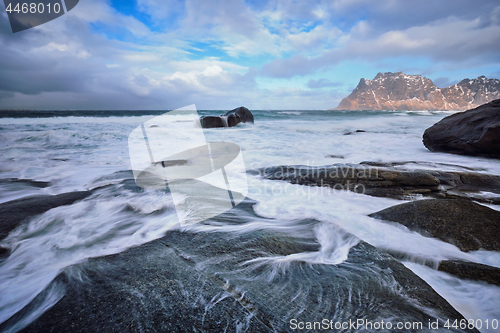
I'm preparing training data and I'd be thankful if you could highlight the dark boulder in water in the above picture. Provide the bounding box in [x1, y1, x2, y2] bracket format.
[200, 106, 254, 128]
[423, 99, 500, 159]
[225, 106, 254, 126]
[199, 115, 225, 128]
[369, 198, 500, 252]
[10, 200, 476, 333]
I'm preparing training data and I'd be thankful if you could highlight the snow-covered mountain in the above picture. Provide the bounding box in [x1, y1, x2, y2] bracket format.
[335, 72, 500, 110]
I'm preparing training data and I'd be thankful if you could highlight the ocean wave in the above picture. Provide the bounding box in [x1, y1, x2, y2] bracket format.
[277, 111, 302, 115]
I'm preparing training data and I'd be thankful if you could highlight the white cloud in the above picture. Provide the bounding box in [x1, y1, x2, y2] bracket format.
[260, 15, 500, 78]
[39, 42, 69, 52]
[286, 25, 342, 52]
[166, 65, 228, 89]
[77, 50, 92, 59]
[343, 17, 500, 61]
[31, 42, 92, 59]
[168, 58, 247, 74]
[378, 31, 435, 50]
[68, 0, 151, 36]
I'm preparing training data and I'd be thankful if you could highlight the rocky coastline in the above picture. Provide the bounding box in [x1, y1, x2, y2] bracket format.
[1, 101, 499, 332]
[1, 196, 478, 333]
[258, 99, 500, 288]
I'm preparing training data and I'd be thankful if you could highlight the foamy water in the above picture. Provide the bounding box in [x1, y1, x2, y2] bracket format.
[0, 110, 499, 331]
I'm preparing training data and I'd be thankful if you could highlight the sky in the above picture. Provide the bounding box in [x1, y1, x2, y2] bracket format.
[0, 0, 499, 110]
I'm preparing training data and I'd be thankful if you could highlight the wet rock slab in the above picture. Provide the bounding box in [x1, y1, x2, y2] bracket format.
[257, 163, 500, 202]
[6, 200, 476, 333]
[369, 198, 500, 252]
[438, 260, 500, 286]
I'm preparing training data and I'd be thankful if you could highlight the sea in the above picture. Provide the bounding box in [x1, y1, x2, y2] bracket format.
[0, 109, 499, 332]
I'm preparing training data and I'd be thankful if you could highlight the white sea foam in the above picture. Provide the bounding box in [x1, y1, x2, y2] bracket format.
[404, 262, 500, 333]
[277, 111, 302, 115]
[246, 177, 500, 267]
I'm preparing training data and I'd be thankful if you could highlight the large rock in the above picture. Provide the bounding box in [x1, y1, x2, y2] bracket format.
[225, 106, 254, 126]
[200, 106, 254, 128]
[1, 200, 475, 333]
[257, 163, 500, 202]
[198, 115, 225, 128]
[423, 99, 500, 158]
[369, 199, 500, 252]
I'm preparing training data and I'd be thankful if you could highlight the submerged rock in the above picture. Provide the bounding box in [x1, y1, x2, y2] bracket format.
[423, 99, 500, 159]
[369, 199, 500, 252]
[200, 106, 254, 128]
[4, 200, 475, 333]
[344, 130, 366, 135]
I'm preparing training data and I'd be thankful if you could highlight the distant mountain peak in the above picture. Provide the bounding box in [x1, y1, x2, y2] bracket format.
[335, 72, 500, 111]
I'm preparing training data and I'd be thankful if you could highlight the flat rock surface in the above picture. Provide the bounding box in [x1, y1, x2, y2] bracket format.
[257, 164, 500, 203]
[369, 199, 500, 252]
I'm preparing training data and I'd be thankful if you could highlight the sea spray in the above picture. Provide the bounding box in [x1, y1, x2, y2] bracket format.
[220, 115, 229, 127]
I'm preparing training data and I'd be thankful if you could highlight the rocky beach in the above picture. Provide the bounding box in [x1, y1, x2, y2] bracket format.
[0, 102, 499, 333]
